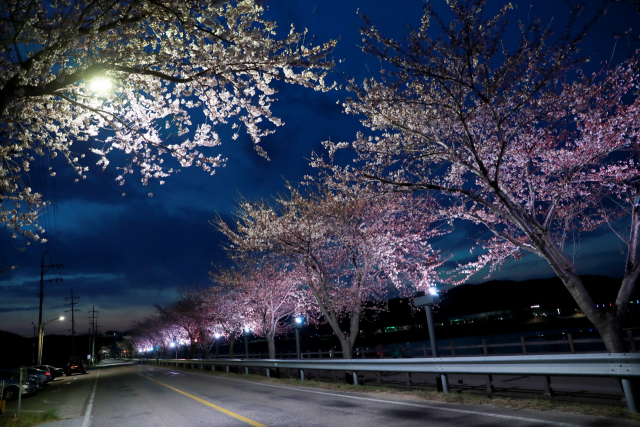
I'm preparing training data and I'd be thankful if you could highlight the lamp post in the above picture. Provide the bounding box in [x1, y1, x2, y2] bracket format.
[214, 333, 220, 359]
[291, 317, 303, 359]
[243, 327, 251, 359]
[291, 317, 305, 380]
[243, 328, 251, 375]
[414, 289, 449, 393]
[37, 316, 64, 365]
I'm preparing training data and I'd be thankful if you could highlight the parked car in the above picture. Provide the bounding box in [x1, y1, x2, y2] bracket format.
[0, 369, 43, 389]
[27, 367, 51, 384]
[64, 357, 86, 376]
[30, 366, 54, 383]
[40, 365, 64, 378]
[0, 371, 38, 399]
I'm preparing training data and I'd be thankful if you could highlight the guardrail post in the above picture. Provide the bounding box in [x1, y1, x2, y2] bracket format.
[245, 367, 249, 375]
[377, 372, 381, 384]
[352, 371, 359, 386]
[422, 343, 428, 357]
[485, 375, 493, 394]
[628, 330, 637, 353]
[543, 376, 554, 397]
[226, 366, 229, 373]
[567, 333, 575, 353]
[300, 370, 305, 381]
[521, 336, 527, 354]
[406, 373, 412, 388]
[621, 378, 640, 413]
[482, 339, 493, 394]
[482, 339, 489, 355]
[450, 342, 456, 356]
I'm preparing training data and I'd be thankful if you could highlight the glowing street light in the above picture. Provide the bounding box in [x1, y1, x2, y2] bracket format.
[292, 317, 303, 360]
[214, 333, 221, 359]
[291, 316, 305, 380]
[243, 327, 251, 360]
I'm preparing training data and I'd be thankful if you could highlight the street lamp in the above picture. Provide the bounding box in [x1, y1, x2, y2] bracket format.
[37, 316, 64, 365]
[243, 327, 251, 359]
[243, 327, 251, 375]
[291, 317, 305, 381]
[170, 340, 177, 359]
[415, 289, 449, 393]
[214, 333, 220, 359]
[291, 317, 303, 360]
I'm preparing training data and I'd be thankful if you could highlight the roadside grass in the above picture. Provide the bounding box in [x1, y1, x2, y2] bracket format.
[154, 364, 640, 422]
[0, 409, 59, 427]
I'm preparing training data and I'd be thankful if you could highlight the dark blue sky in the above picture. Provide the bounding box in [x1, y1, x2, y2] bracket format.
[1, 0, 638, 336]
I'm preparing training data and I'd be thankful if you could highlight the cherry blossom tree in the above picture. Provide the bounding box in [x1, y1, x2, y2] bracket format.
[314, 0, 640, 352]
[154, 289, 207, 358]
[216, 186, 447, 358]
[201, 282, 250, 358]
[0, 0, 335, 241]
[210, 255, 308, 358]
[130, 315, 174, 356]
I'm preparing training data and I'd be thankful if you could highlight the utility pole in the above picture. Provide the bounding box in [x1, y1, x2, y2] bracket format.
[65, 289, 80, 357]
[88, 306, 99, 364]
[37, 253, 63, 365]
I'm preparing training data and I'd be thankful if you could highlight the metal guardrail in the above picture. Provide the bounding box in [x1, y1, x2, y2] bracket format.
[137, 353, 640, 412]
[196, 331, 639, 360]
[143, 353, 640, 377]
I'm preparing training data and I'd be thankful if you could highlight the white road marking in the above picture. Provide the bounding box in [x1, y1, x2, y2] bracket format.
[144, 366, 579, 427]
[81, 370, 100, 427]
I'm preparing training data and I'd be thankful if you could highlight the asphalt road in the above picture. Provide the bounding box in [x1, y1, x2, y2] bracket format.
[3, 361, 640, 427]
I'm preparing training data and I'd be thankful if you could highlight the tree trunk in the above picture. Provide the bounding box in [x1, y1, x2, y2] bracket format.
[337, 334, 353, 359]
[267, 333, 276, 359]
[593, 312, 628, 353]
[228, 335, 236, 358]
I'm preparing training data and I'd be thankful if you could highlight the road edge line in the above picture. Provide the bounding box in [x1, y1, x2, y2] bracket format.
[81, 370, 100, 427]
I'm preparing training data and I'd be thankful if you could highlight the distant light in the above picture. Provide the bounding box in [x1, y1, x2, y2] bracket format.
[530, 305, 539, 308]
[244, 326, 251, 333]
[295, 317, 303, 324]
[170, 342, 175, 348]
[428, 288, 438, 296]
[557, 309, 560, 314]
[89, 76, 112, 93]
[214, 333, 220, 339]
[59, 316, 64, 320]
[610, 303, 612, 307]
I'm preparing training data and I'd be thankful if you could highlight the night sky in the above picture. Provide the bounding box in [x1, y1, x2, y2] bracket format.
[1, 0, 638, 337]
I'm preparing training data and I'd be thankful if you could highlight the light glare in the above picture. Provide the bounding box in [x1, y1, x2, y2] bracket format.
[89, 77, 112, 93]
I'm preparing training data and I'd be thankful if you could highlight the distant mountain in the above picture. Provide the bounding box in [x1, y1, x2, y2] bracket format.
[436, 275, 640, 317]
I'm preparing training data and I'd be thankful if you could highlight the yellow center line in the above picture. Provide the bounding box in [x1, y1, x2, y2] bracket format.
[137, 371, 269, 427]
